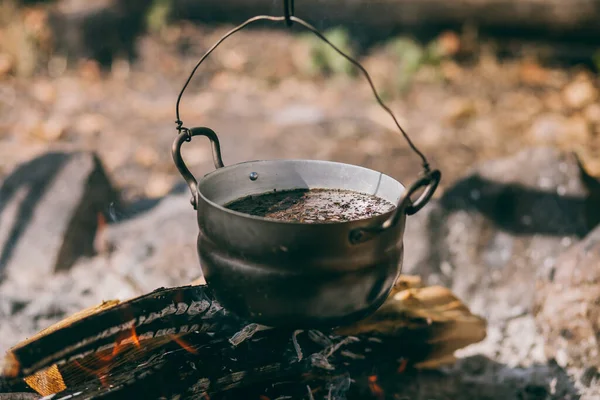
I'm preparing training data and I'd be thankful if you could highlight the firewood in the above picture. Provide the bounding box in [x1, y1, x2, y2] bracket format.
[0, 276, 486, 399]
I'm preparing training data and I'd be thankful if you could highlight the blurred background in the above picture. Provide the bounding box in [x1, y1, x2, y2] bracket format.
[1, 0, 599, 201]
[1, 1, 600, 398]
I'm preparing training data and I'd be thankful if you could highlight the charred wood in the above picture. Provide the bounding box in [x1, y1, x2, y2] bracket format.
[0, 277, 486, 399]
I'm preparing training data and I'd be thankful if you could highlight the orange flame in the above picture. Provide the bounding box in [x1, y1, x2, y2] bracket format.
[72, 325, 143, 388]
[397, 358, 408, 374]
[71, 325, 198, 390]
[73, 360, 110, 388]
[129, 326, 141, 347]
[97, 326, 141, 363]
[94, 212, 107, 254]
[367, 375, 384, 400]
[169, 333, 198, 355]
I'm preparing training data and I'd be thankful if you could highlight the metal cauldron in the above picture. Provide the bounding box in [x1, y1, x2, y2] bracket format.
[171, 12, 441, 329]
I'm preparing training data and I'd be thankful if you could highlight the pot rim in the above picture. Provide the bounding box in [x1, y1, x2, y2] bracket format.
[196, 158, 406, 227]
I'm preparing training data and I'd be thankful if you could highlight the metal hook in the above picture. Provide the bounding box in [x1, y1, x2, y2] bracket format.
[284, 0, 294, 27]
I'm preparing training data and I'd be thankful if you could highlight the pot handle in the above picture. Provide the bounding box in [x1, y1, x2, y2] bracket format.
[174, 6, 441, 217]
[349, 169, 441, 245]
[172, 127, 225, 210]
[174, 14, 431, 172]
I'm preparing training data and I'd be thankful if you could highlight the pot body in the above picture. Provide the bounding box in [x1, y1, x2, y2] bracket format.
[195, 159, 406, 328]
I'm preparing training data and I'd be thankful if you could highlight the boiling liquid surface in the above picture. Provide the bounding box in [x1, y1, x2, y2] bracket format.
[225, 188, 395, 223]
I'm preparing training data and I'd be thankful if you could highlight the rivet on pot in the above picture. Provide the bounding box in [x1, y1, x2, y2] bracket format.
[249, 172, 259, 181]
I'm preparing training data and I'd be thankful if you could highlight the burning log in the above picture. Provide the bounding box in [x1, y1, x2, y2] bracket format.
[0, 276, 486, 399]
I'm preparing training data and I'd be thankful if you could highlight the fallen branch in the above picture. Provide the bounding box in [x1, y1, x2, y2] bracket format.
[173, 0, 600, 40]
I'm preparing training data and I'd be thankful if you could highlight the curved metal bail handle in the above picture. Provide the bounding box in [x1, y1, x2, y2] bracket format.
[174, 16, 283, 134]
[349, 169, 441, 245]
[172, 127, 224, 210]
[174, 14, 431, 172]
[174, 12, 437, 217]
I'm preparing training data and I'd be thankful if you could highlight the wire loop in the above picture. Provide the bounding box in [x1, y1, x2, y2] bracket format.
[174, 15, 431, 174]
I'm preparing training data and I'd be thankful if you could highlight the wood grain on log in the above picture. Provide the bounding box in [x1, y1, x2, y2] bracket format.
[0, 276, 486, 399]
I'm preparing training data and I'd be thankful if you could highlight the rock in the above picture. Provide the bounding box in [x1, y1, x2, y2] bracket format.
[134, 146, 159, 168]
[563, 77, 598, 110]
[30, 81, 57, 105]
[401, 147, 600, 394]
[442, 98, 476, 124]
[529, 113, 569, 143]
[0, 191, 200, 355]
[74, 113, 107, 137]
[0, 151, 119, 286]
[561, 115, 591, 144]
[543, 91, 565, 113]
[219, 48, 248, 72]
[101, 191, 201, 290]
[270, 104, 326, 126]
[577, 150, 600, 177]
[145, 172, 175, 198]
[585, 103, 600, 124]
[534, 224, 600, 370]
[29, 116, 68, 142]
[404, 147, 600, 326]
[580, 366, 600, 388]
[110, 58, 131, 80]
[0, 54, 14, 79]
[77, 59, 102, 81]
[529, 114, 591, 147]
[440, 59, 464, 82]
[519, 61, 551, 86]
[435, 30, 461, 57]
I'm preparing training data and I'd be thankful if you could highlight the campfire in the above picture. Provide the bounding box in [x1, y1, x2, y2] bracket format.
[1, 2, 487, 399]
[0, 276, 486, 399]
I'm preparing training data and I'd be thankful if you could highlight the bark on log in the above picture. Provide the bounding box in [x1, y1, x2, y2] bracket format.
[171, 0, 600, 39]
[0, 276, 486, 399]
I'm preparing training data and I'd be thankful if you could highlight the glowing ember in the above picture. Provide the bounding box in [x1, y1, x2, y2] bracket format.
[94, 212, 108, 254]
[367, 375, 384, 400]
[71, 325, 145, 388]
[129, 326, 141, 347]
[397, 358, 408, 374]
[72, 360, 110, 388]
[97, 326, 142, 363]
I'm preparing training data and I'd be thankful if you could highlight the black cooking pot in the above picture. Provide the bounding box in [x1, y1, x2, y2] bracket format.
[172, 14, 441, 329]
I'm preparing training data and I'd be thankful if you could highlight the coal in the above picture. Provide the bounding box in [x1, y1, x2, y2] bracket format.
[225, 189, 395, 223]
